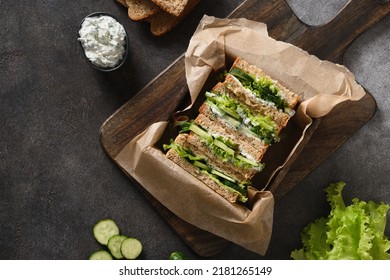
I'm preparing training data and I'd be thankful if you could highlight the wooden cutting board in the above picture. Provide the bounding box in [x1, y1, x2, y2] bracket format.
[100, 0, 390, 257]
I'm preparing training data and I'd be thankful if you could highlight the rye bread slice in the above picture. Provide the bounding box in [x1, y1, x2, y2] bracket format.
[126, 0, 160, 21]
[147, 0, 200, 36]
[150, 0, 189, 17]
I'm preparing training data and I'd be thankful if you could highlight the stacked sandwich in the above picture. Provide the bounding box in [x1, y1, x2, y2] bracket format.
[164, 58, 299, 203]
[116, 0, 200, 36]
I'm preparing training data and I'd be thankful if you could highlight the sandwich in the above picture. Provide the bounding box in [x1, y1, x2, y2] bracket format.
[163, 57, 300, 203]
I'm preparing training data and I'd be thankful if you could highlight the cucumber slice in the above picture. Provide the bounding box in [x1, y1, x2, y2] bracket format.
[230, 68, 255, 83]
[107, 235, 128, 259]
[219, 104, 240, 119]
[211, 169, 236, 183]
[121, 238, 143, 260]
[193, 160, 211, 171]
[235, 154, 258, 167]
[89, 250, 113, 260]
[93, 219, 120, 245]
[213, 139, 235, 156]
[189, 124, 213, 143]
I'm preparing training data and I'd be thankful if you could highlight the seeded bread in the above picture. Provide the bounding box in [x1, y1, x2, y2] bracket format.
[126, 0, 160, 21]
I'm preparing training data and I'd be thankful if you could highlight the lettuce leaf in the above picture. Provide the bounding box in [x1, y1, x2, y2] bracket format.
[291, 181, 390, 260]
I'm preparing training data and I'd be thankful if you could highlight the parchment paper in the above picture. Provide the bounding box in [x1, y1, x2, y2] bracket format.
[115, 16, 366, 255]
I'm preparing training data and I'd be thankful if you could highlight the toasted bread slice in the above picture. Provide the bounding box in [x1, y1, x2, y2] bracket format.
[126, 0, 160, 21]
[230, 57, 300, 109]
[150, 0, 189, 17]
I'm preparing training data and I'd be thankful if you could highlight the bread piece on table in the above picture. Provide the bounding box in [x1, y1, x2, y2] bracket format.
[147, 0, 200, 36]
[150, 0, 189, 17]
[230, 57, 300, 109]
[166, 146, 240, 203]
[126, 0, 160, 21]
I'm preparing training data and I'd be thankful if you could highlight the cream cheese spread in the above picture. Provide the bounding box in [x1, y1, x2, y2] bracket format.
[78, 15, 126, 68]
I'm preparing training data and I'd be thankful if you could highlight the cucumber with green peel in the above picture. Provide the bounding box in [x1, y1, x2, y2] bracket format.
[107, 235, 128, 259]
[213, 139, 235, 156]
[211, 169, 236, 183]
[189, 124, 212, 143]
[93, 219, 120, 245]
[89, 219, 144, 260]
[193, 160, 211, 171]
[121, 238, 143, 260]
[89, 250, 113, 260]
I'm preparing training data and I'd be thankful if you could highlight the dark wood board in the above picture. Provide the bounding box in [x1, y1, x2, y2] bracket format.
[100, 0, 390, 257]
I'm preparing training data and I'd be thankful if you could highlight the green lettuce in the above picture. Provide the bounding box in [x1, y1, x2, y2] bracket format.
[291, 181, 390, 260]
[229, 68, 288, 111]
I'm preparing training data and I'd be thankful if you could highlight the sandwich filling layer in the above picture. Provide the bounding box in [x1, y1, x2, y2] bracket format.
[205, 90, 279, 145]
[164, 136, 248, 203]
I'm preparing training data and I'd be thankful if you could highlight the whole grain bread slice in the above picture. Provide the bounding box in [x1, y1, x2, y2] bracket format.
[150, 0, 189, 17]
[147, 0, 200, 36]
[126, 0, 160, 21]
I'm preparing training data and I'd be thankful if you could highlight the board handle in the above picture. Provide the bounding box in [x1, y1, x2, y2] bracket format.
[292, 0, 390, 62]
[231, 0, 390, 63]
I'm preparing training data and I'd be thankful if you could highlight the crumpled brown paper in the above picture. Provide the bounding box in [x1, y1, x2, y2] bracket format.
[115, 15, 366, 255]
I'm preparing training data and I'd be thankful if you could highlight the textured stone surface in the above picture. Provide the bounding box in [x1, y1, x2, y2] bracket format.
[0, 0, 389, 260]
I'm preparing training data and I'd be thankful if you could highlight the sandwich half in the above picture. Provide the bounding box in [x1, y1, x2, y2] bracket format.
[165, 134, 250, 203]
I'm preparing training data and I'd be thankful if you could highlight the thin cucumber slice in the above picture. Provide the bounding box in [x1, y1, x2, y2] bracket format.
[107, 235, 128, 259]
[93, 219, 120, 245]
[121, 238, 142, 260]
[89, 250, 113, 260]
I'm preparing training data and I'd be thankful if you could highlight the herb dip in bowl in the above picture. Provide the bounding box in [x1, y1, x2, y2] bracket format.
[78, 12, 128, 72]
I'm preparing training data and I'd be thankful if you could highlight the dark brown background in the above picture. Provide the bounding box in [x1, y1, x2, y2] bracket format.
[1, 0, 389, 259]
